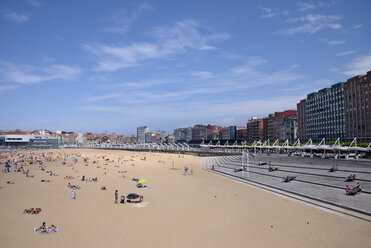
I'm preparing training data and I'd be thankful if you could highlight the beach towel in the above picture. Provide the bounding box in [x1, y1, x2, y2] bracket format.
[132, 202, 151, 208]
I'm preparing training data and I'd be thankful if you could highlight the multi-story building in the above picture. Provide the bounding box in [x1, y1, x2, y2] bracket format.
[144, 132, 154, 143]
[344, 71, 371, 142]
[230, 126, 236, 140]
[236, 127, 247, 141]
[272, 112, 283, 141]
[220, 128, 230, 140]
[192, 125, 207, 141]
[267, 114, 274, 141]
[262, 117, 268, 141]
[306, 82, 345, 142]
[137, 126, 148, 144]
[297, 99, 307, 141]
[279, 111, 298, 143]
[174, 127, 193, 142]
[247, 118, 263, 143]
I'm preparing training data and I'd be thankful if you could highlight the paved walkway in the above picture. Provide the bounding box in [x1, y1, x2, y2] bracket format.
[203, 154, 371, 218]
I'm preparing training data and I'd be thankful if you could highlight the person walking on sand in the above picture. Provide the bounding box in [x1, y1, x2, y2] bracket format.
[115, 190, 118, 204]
[72, 188, 76, 199]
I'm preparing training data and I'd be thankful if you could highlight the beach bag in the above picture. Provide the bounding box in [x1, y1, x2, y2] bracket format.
[120, 195, 125, 203]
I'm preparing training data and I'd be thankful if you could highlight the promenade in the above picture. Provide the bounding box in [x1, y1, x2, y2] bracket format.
[203, 154, 371, 218]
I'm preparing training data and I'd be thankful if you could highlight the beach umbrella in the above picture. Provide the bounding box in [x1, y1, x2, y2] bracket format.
[5, 164, 11, 168]
[74, 158, 78, 161]
[138, 179, 147, 184]
[126, 193, 139, 199]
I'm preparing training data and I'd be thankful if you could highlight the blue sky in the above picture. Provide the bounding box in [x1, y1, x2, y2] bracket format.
[0, 0, 370, 135]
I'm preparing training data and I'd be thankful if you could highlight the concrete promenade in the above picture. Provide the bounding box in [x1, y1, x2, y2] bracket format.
[203, 154, 371, 219]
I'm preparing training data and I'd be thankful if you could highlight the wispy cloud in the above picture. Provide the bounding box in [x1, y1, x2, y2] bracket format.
[276, 14, 342, 35]
[354, 24, 363, 29]
[190, 71, 215, 79]
[343, 52, 371, 76]
[3, 11, 29, 24]
[0, 84, 18, 92]
[85, 19, 230, 71]
[0, 61, 80, 84]
[106, 3, 152, 35]
[257, 6, 289, 18]
[297, 2, 315, 12]
[86, 93, 123, 102]
[27, 0, 42, 7]
[327, 40, 345, 45]
[334, 50, 356, 57]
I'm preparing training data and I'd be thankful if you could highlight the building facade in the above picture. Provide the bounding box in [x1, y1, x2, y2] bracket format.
[279, 111, 298, 143]
[344, 71, 371, 142]
[137, 126, 148, 144]
[306, 82, 345, 142]
[192, 125, 207, 141]
[297, 99, 307, 141]
[247, 118, 263, 143]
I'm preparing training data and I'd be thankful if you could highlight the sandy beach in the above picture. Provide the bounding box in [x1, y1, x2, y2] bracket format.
[0, 148, 370, 248]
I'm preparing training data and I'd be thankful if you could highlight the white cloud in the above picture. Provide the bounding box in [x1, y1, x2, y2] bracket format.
[327, 40, 345, 45]
[343, 52, 371, 76]
[198, 45, 217, 51]
[3, 11, 29, 24]
[86, 93, 122, 102]
[334, 50, 357, 57]
[27, 0, 42, 7]
[354, 24, 363, 29]
[86, 19, 230, 71]
[190, 71, 215, 79]
[277, 14, 342, 35]
[297, 2, 315, 11]
[0, 84, 18, 92]
[106, 3, 152, 35]
[257, 6, 289, 18]
[0, 61, 80, 84]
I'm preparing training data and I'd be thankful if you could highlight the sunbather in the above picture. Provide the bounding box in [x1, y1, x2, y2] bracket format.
[283, 176, 296, 182]
[269, 164, 277, 172]
[329, 165, 338, 172]
[345, 185, 351, 193]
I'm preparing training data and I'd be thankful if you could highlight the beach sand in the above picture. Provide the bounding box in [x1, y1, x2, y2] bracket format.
[0, 149, 370, 248]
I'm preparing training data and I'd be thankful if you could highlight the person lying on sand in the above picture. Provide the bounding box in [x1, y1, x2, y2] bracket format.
[101, 186, 107, 190]
[137, 183, 147, 188]
[7, 181, 15, 184]
[24, 208, 41, 214]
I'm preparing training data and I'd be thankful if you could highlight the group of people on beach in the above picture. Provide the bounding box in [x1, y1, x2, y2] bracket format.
[34, 222, 58, 234]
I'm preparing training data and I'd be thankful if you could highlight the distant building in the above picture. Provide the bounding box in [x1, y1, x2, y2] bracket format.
[220, 128, 230, 140]
[192, 125, 207, 141]
[278, 111, 298, 143]
[262, 118, 268, 141]
[297, 99, 307, 141]
[144, 132, 154, 143]
[0, 134, 59, 148]
[344, 71, 371, 143]
[137, 126, 148, 144]
[306, 83, 345, 142]
[229, 126, 236, 140]
[156, 131, 166, 143]
[247, 118, 264, 143]
[236, 127, 247, 141]
[267, 114, 274, 141]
